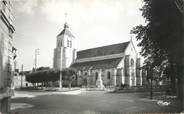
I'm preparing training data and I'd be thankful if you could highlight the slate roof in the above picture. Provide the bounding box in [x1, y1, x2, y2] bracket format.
[70, 58, 122, 70]
[77, 41, 130, 59]
[57, 23, 74, 37]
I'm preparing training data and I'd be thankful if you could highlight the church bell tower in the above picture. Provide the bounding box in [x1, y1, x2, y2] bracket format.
[53, 22, 76, 69]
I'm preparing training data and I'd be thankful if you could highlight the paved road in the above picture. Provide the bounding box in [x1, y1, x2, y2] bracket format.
[11, 90, 179, 114]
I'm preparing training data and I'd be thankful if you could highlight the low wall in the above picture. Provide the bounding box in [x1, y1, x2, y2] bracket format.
[114, 85, 170, 93]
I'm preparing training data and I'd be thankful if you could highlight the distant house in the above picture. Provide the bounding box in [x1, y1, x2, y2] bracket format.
[53, 22, 142, 88]
[13, 71, 31, 89]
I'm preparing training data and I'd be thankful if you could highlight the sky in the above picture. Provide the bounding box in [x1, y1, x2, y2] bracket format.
[13, 0, 145, 71]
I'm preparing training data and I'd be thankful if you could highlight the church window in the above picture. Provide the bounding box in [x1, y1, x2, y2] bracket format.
[70, 41, 72, 48]
[107, 71, 111, 80]
[67, 40, 69, 47]
[95, 72, 98, 80]
[60, 40, 62, 46]
[131, 59, 135, 77]
[58, 40, 62, 47]
[85, 72, 88, 76]
[131, 59, 134, 67]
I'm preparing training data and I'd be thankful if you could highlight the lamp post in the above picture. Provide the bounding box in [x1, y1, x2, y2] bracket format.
[21, 64, 23, 89]
[59, 63, 62, 89]
[175, 0, 184, 111]
[59, 50, 63, 89]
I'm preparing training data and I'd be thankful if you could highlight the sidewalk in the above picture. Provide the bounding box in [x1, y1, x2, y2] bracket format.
[11, 88, 83, 111]
[13, 88, 83, 98]
[11, 103, 34, 110]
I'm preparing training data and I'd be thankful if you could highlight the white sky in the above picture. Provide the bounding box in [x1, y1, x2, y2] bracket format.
[13, 0, 145, 71]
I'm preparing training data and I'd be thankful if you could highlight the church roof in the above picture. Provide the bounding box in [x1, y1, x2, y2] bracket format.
[57, 23, 74, 37]
[70, 58, 122, 70]
[77, 41, 130, 59]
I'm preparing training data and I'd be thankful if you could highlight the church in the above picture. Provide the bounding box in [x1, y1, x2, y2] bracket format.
[53, 22, 142, 88]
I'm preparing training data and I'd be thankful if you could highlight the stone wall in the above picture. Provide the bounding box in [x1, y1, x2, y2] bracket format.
[0, 0, 15, 113]
[77, 68, 125, 87]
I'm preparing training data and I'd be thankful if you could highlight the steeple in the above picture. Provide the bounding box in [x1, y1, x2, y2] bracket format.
[64, 22, 69, 29]
[53, 13, 76, 70]
[57, 22, 74, 37]
[57, 13, 74, 37]
[64, 13, 68, 29]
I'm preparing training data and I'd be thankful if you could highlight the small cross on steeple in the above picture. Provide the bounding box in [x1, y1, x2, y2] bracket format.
[65, 13, 67, 23]
[64, 13, 69, 29]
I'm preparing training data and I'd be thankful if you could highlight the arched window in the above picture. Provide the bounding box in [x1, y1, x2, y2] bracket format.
[61, 40, 63, 46]
[107, 71, 111, 80]
[84, 72, 88, 76]
[95, 72, 98, 80]
[58, 39, 62, 47]
[131, 59, 135, 78]
[131, 59, 134, 67]
[70, 41, 72, 48]
[67, 40, 69, 47]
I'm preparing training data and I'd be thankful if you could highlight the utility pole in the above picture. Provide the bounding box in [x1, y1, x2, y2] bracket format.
[21, 64, 23, 89]
[34, 48, 39, 71]
[175, 0, 184, 111]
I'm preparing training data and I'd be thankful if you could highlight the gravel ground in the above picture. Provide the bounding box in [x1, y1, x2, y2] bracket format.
[11, 90, 180, 114]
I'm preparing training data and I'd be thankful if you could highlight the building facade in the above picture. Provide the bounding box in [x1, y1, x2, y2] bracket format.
[53, 23, 76, 70]
[71, 41, 142, 88]
[53, 22, 142, 88]
[0, 0, 15, 113]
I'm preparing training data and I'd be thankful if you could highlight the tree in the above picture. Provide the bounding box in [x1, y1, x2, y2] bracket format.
[26, 68, 60, 87]
[62, 68, 77, 89]
[131, 0, 182, 102]
[36, 67, 50, 71]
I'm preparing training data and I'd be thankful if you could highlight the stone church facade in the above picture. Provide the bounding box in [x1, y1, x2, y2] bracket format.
[71, 41, 142, 87]
[53, 23, 142, 87]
